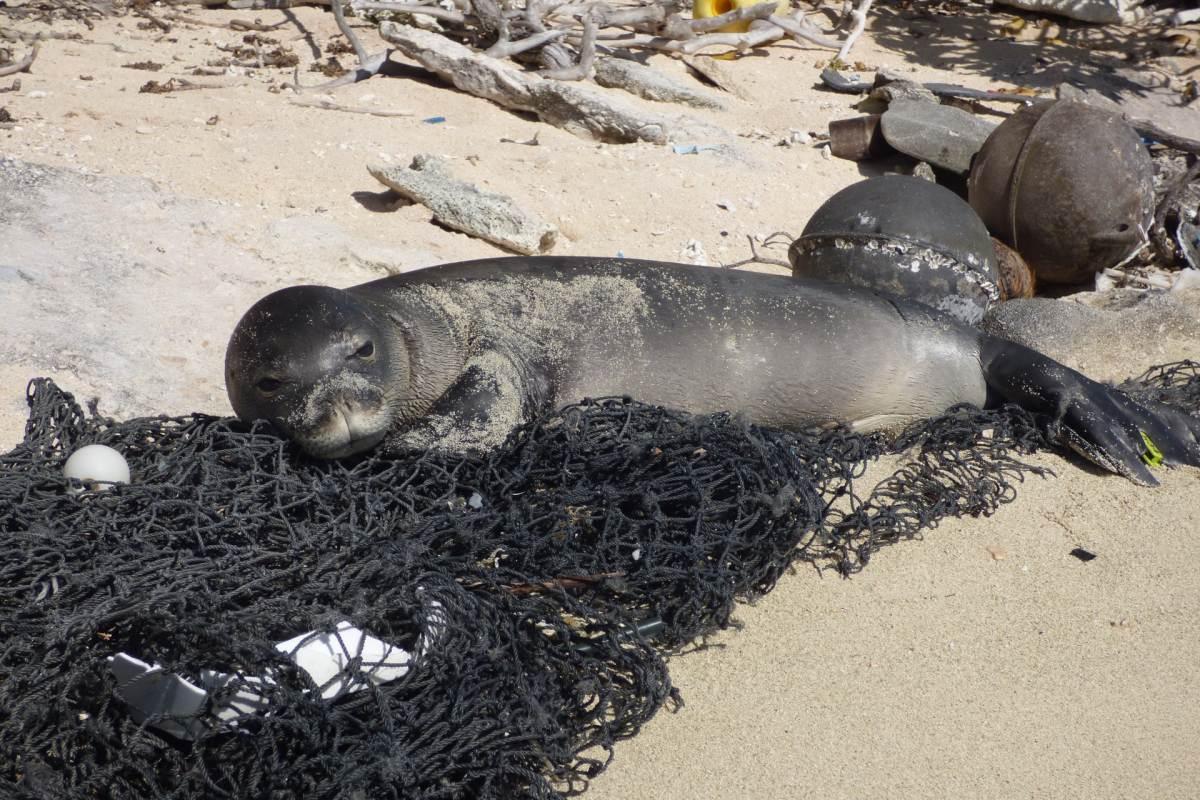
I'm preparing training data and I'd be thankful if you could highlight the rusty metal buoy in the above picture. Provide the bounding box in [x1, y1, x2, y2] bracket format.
[967, 99, 1155, 286]
[790, 175, 1000, 324]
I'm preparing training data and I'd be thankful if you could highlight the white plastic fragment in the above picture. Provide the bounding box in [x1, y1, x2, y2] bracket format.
[109, 601, 447, 740]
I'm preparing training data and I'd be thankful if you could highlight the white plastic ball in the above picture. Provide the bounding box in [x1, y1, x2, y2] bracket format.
[63, 444, 131, 491]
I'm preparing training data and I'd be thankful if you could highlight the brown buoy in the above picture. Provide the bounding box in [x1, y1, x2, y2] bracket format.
[968, 99, 1154, 286]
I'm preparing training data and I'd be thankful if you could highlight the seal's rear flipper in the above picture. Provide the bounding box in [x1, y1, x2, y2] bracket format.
[979, 336, 1200, 486]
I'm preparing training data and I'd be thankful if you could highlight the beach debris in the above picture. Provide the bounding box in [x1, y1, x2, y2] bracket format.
[991, 238, 1036, 300]
[1175, 8, 1200, 25]
[286, 0, 390, 92]
[289, 95, 413, 116]
[0, 43, 39, 78]
[593, 57, 727, 110]
[911, 161, 936, 181]
[499, 132, 540, 146]
[880, 100, 996, 175]
[828, 114, 891, 161]
[368, 154, 558, 255]
[682, 238, 709, 265]
[682, 54, 751, 99]
[790, 176, 1000, 325]
[723, 230, 793, 270]
[672, 143, 721, 155]
[969, 99, 1155, 286]
[63, 444, 130, 492]
[1069, 547, 1097, 562]
[995, 0, 1143, 25]
[985, 545, 1007, 561]
[380, 23, 726, 145]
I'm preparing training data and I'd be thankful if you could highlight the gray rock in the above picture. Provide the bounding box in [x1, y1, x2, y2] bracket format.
[368, 155, 558, 256]
[870, 73, 938, 105]
[982, 290, 1200, 382]
[880, 100, 997, 175]
[594, 57, 727, 110]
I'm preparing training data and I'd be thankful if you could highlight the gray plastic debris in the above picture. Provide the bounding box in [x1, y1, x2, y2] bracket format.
[880, 100, 997, 175]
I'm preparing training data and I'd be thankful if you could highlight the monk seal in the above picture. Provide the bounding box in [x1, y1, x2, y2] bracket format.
[225, 256, 1200, 486]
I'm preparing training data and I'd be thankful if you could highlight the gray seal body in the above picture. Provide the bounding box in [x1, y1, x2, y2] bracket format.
[226, 256, 1200, 486]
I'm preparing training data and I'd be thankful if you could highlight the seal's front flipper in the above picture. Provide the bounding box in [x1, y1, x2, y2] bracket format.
[387, 346, 549, 455]
[979, 336, 1200, 486]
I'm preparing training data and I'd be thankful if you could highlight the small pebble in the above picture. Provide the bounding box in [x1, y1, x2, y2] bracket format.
[27, 90, 47, 99]
[135, 126, 154, 135]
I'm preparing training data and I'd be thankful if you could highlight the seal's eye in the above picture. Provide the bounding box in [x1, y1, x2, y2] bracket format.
[256, 377, 283, 394]
[354, 340, 375, 359]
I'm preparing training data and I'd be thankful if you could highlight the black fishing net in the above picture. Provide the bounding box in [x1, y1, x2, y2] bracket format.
[2, 364, 1198, 799]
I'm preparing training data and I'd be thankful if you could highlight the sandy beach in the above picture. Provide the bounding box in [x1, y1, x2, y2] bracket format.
[2, 2, 1198, 797]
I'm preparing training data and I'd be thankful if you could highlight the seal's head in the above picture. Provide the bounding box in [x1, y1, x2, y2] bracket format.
[225, 285, 406, 459]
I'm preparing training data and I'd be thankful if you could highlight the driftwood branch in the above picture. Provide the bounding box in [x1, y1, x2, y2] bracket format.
[602, 19, 785, 55]
[289, 96, 413, 116]
[836, 0, 873, 60]
[288, 0, 391, 91]
[540, 14, 596, 81]
[0, 44, 40, 78]
[379, 22, 728, 144]
[767, 14, 841, 50]
[487, 29, 567, 59]
[353, 0, 470, 24]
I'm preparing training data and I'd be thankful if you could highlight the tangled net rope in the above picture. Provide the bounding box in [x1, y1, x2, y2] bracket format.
[2, 363, 1198, 799]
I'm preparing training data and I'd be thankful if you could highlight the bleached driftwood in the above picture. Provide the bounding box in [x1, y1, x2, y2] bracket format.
[286, 0, 391, 92]
[995, 0, 1143, 24]
[360, 0, 855, 70]
[593, 56, 726, 110]
[0, 44, 40, 78]
[290, 96, 413, 116]
[379, 22, 727, 144]
[835, 0, 873, 61]
[368, 155, 558, 255]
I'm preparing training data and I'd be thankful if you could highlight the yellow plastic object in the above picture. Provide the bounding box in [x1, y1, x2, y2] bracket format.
[692, 0, 790, 33]
[1140, 430, 1164, 468]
